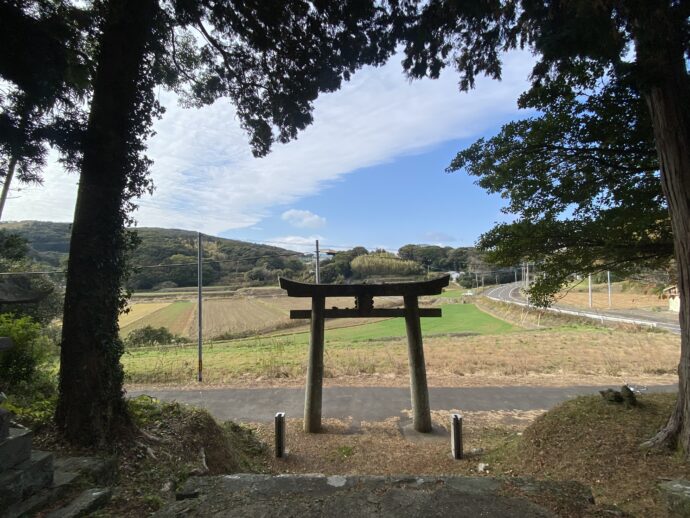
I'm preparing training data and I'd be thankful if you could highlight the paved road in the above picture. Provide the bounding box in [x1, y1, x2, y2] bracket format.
[129, 384, 676, 423]
[485, 282, 681, 334]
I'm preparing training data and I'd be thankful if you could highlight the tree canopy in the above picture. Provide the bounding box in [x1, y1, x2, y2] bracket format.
[450, 71, 672, 304]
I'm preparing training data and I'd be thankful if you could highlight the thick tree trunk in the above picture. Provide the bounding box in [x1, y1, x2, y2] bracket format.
[632, 5, 690, 454]
[55, 0, 157, 446]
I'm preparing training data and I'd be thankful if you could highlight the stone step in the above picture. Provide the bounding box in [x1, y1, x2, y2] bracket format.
[0, 450, 53, 510]
[156, 474, 599, 517]
[46, 487, 112, 518]
[0, 428, 33, 472]
[2, 456, 115, 518]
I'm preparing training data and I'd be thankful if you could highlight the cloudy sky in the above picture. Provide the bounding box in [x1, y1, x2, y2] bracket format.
[6, 50, 535, 253]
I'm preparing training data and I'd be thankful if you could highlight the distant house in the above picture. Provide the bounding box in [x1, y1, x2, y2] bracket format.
[664, 285, 680, 313]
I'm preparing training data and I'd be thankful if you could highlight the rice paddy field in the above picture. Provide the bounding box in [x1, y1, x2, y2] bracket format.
[120, 294, 408, 339]
[122, 294, 680, 388]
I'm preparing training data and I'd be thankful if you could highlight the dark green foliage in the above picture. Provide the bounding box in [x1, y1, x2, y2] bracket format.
[0, 314, 52, 391]
[447, 66, 672, 305]
[0, 229, 28, 260]
[125, 325, 187, 348]
[0, 228, 63, 324]
[398, 244, 469, 271]
[244, 266, 273, 283]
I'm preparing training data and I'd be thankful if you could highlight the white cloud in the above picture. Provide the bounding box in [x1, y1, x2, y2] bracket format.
[281, 209, 326, 228]
[264, 235, 322, 254]
[422, 231, 457, 245]
[3, 50, 533, 233]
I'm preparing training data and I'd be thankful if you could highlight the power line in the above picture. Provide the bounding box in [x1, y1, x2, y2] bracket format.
[0, 250, 307, 277]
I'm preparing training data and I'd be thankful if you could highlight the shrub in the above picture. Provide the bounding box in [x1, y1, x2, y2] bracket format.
[125, 326, 186, 347]
[0, 314, 54, 392]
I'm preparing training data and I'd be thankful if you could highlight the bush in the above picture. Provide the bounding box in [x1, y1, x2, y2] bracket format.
[125, 326, 186, 347]
[0, 314, 54, 392]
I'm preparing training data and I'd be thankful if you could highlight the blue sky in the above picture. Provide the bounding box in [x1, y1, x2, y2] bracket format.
[7, 50, 535, 253]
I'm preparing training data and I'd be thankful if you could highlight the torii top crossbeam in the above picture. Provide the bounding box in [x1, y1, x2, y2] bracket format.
[279, 275, 450, 298]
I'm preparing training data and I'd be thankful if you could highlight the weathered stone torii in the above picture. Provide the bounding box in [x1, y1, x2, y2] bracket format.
[279, 275, 450, 433]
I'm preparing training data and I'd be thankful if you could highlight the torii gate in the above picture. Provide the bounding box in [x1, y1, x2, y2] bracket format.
[279, 275, 450, 433]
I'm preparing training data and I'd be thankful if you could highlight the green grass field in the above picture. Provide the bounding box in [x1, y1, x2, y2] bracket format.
[310, 303, 514, 342]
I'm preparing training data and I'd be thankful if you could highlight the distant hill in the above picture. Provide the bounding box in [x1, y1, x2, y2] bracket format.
[0, 221, 307, 289]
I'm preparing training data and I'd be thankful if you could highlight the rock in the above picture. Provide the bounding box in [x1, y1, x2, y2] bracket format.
[660, 479, 690, 517]
[176, 488, 200, 500]
[477, 463, 489, 473]
[600, 386, 637, 407]
[469, 448, 484, 455]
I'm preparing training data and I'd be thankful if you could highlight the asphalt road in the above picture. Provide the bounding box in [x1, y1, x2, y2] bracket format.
[128, 384, 676, 423]
[485, 282, 681, 334]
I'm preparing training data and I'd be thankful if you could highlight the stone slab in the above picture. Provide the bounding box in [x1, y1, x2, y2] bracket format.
[46, 487, 112, 518]
[0, 428, 33, 472]
[0, 450, 53, 509]
[660, 479, 690, 517]
[156, 474, 570, 517]
[53, 456, 118, 486]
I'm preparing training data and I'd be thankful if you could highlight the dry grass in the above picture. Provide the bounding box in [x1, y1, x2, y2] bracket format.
[251, 411, 532, 477]
[488, 393, 689, 517]
[556, 290, 665, 310]
[124, 326, 680, 388]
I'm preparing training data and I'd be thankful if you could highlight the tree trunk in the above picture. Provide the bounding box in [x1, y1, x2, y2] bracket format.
[632, 5, 690, 453]
[0, 155, 18, 220]
[55, 0, 157, 446]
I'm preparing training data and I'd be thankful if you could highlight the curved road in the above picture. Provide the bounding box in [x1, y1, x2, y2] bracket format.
[485, 282, 681, 334]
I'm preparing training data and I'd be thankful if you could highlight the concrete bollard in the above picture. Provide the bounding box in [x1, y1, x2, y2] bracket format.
[0, 408, 9, 439]
[451, 413, 463, 460]
[275, 412, 286, 458]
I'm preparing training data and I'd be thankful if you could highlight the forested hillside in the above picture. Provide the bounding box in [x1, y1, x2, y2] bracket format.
[1, 221, 508, 289]
[0, 221, 307, 289]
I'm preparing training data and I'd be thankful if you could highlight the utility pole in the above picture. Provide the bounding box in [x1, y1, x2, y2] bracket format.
[197, 232, 203, 382]
[607, 271, 612, 308]
[315, 239, 321, 283]
[588, 273, 592, 308]
[526, 263, 529, 287]
[514, 269, 517, 283]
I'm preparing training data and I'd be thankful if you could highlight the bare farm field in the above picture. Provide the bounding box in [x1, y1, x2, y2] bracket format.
[119, 302, 172, 328]
[121, 301, 195, 336]
[186, 297, 290, 339]
[121, 294, 400, 341]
